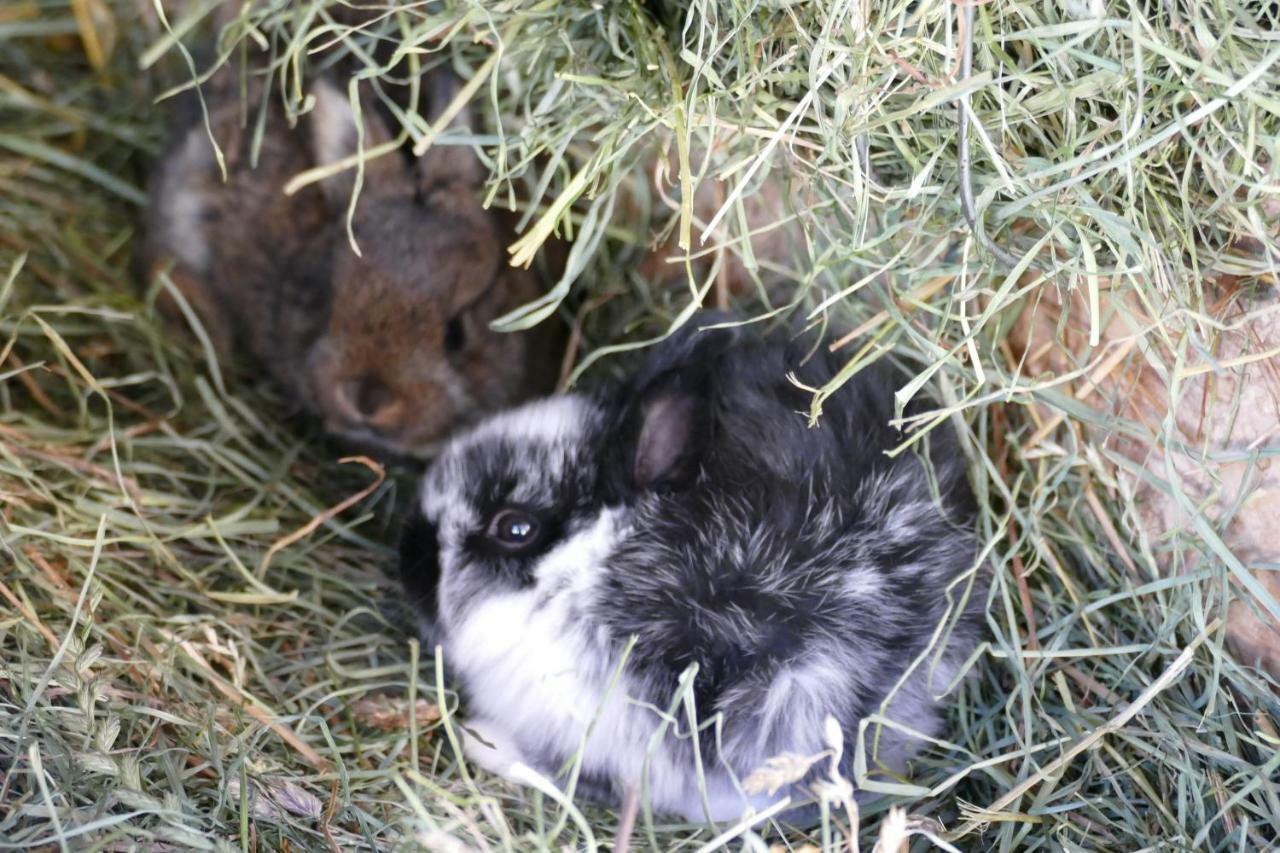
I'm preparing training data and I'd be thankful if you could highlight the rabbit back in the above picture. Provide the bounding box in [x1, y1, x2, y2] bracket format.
[597, 328, 983, 781]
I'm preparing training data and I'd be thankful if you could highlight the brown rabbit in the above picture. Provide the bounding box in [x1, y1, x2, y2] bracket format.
[140, 69, 562, 457]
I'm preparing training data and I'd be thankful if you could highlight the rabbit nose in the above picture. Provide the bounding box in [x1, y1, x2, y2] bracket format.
[336, 375, 401, 430]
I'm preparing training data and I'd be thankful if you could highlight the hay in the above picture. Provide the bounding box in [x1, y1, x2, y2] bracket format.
[2, 0, 1280, 849]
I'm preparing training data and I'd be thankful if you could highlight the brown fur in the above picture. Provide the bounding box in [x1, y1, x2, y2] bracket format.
[630, 140, 801, 305]
[140, 69, 562, 457]
[1009, 278, 1280, 678]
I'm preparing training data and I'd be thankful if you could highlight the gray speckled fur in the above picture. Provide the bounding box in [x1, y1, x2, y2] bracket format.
[401, 321, 987, 821]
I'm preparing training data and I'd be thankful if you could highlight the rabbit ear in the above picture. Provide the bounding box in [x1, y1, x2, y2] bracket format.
[416, 69, 484, 191]
[309, 78, 402, 206]
[631, 380, 702, 491]
[608, 320, 745, 495]
[622, 319, 757, 492]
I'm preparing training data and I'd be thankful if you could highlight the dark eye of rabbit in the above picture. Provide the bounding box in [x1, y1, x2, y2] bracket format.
[444, 315, 466, 354]
[486, 508, 541, 552]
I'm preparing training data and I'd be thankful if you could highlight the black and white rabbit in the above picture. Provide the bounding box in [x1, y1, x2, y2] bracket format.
[398, 318, 986, 821]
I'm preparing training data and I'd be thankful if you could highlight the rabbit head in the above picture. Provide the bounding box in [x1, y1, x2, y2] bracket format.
[302, 78, 550, 457]
[405, 394, 609, 638]
[405, 324, 733, 642]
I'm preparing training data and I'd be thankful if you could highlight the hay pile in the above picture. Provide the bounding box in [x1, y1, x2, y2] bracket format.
[2, 0, 1279, 849]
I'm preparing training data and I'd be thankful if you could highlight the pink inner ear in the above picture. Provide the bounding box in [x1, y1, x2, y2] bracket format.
[633, 393, 695, 489]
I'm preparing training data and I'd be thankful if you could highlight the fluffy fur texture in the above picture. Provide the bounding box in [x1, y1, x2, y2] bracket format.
[400, 320, 986, 821]
[140, 69, 561, 457]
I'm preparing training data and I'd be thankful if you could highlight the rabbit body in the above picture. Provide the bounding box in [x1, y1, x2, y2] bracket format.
[401, 321, 985, 820]
[141, 72, 559, 456]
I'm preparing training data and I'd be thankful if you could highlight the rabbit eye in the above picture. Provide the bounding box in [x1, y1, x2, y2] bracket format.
[445, 315, 466, 354]
[486, 508, 541, 551]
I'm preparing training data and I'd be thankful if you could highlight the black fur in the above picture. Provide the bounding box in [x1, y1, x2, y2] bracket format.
[396, 504, 441, 641]
[408, 315, 987, 822]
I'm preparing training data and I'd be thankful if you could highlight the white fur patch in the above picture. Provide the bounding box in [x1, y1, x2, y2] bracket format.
[753, 655, 843, 757]
[467, 394, 592, 448]
[883, 500, 932, 542]
[443, 512, 624, 737]
[842, 568, 884, 599]
[442, 508, 768, 821]
[461, 716, 530, 777]
[532, 507, 623, 597]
